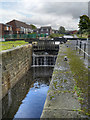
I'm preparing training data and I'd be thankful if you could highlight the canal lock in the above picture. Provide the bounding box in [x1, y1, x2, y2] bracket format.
[2, 42, 59, 119]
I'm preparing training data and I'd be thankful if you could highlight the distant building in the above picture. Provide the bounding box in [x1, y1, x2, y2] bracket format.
[71, 30, 78, 34]
[65, 30, 78, 35]
[33, 28, 40, 34]
[7, 19, 33, 34]
[0, 23, 13, 37]
[39, 26, 52, 36]
[33, 26, 52, 36]
[52, 29, 59, 34]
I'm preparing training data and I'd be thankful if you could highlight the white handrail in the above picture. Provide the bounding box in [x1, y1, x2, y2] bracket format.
[76, 46, 90, 56]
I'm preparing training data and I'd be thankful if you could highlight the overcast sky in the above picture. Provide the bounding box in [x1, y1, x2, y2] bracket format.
[0, 0, 89, 30]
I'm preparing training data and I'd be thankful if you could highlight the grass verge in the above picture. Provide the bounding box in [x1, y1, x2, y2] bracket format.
[0, 41, 28, 51]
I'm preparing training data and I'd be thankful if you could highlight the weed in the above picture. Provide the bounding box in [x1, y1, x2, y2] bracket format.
[64, 79, 67, 83]
[66, 47, 88, 115]
[50, 95, 54, 100]
[53, 81, 58, 89]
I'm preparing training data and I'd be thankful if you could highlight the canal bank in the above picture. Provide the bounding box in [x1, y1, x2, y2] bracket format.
[41, 41, 89, 118]
[1, 44, 32, 99]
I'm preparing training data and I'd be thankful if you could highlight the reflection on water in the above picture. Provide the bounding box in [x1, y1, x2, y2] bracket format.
[14, 82, 49, 119]
[2, 67, 53, 119]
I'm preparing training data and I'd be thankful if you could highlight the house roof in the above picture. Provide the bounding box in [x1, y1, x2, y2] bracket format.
[0, 23, 4, 25]
[0, 23, 12, 27]
[52, 29, 58, 31]
[7, 19, 32, 29]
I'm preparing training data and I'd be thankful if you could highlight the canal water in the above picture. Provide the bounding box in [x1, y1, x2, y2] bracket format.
[2, 67, 54, 119]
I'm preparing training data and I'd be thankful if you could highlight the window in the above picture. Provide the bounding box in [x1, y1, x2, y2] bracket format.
[46, 33, 48, 35]
[41, 29, 43, 31]
[24, 28, 26, 33]
[6, 26, 9, 30]
[26, 28, 28, 32]
[21, 27, 24, 31]
[10, 27, 12, 31]
[29, 29, 31, 32]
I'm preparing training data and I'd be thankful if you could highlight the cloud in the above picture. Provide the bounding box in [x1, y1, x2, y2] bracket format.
[0, 8, 28, 23]
[0, 0, 89, 30]
[32, 2, 88, 18]
[0, 0, 89, 2]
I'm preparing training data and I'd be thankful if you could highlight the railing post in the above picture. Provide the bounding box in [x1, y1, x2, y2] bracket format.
[79, 41, 82, 54]
[84, 43, 86, 59]
[54, 39, 55, 45]
[76, 40, 78, 51]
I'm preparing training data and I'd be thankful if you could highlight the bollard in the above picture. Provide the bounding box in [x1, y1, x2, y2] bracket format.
[84, 43, 86, 59]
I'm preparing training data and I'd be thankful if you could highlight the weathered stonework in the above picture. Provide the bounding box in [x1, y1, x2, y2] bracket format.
[41, 42, 87, 119]
[1, 44, 32, 99]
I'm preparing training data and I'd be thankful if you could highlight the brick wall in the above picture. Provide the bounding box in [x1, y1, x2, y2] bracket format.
[7, 21, 17, 34]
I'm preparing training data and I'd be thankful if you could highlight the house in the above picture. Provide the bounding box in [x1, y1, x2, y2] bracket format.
[0, 23, 13, 37]
[33, 28, 40, 34]
[33, 26, 52, 36]
[7, 19, 33, 34]
[67, 30, 78, 35]
[71, 30, 78, 34]
[39, 26, 52, 36]
[52, 29, 59, 34]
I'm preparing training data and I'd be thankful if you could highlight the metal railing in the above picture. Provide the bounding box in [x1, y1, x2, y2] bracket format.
[76, 40, 90, 59]
[1, 33, 47, 39]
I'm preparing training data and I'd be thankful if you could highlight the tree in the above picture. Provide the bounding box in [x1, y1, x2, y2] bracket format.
[59, 26, 65, 34]
[30, 24, 37, 29]
[78, 15, 90, 36]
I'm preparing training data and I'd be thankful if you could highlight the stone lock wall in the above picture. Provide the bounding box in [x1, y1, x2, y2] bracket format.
[1, 44, 32, 99]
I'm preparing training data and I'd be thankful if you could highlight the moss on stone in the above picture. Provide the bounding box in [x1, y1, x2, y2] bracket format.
[64, 79, 67, 83]
[53, 81, 58, 89]
[66, 47, 89, 115]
